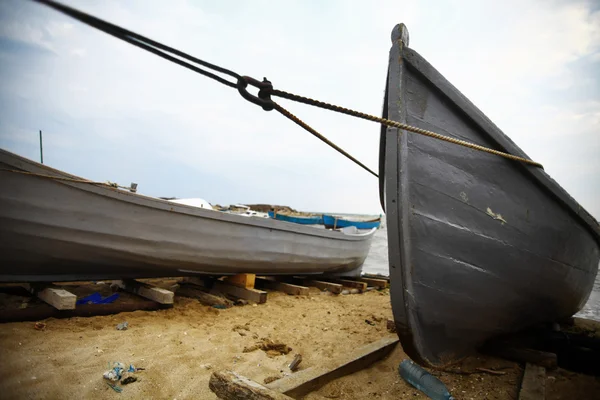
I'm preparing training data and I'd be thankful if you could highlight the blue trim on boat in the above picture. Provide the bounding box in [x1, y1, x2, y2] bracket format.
[268, 211, 324, 225]
[322, 214, 381, 229]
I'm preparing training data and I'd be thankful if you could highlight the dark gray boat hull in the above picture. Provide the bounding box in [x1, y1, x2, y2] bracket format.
[381, 23, 600, 367]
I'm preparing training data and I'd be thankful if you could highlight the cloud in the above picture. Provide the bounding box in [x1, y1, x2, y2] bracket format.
[0, 0, 598, 218]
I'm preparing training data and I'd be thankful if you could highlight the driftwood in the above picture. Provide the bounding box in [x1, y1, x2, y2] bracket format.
[209, 371, 293, 400]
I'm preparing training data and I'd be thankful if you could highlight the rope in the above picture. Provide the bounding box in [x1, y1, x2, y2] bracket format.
[32, 0, 240, 88]
[1, 169, 132, 190]
[273, 103, 378, 177]
[271, 90, 544, 168]
[33, 0, 543, 171]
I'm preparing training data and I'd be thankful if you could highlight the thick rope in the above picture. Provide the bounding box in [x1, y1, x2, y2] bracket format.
[33, 0, 543, 171]
[271, 89, 543, 168]
[273, 103, 378, 178]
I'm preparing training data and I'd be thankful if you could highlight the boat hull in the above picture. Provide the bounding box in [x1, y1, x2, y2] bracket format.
[0, 150, 375, 282]
[381, 24, 600, 366]
[323, 214, 381, 230]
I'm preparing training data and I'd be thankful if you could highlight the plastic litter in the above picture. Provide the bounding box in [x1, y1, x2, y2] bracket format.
[76, 292, 119, 305]
[106, 382, 123, 393]
[399, 359, 454, 400]
[34, 322, 46, 331]
[116, 322, 128, 331]
[212, 304, 227, 309]
[103, 362, 125, 381]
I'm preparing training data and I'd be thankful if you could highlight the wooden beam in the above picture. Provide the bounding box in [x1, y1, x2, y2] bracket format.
[113, 279, 174, 304]
[357, 277, 389, 289]
[255, 278, 309, 296]
[225, 274, 256, 289]
[519, 363, 546, 400]
[302, 280, 343, 294]
[177, 284, 233, 308]
[213, 281, 267, 304]
[209, 370, 293, 400]
[267, 336, 399, 397]
[331, 279, 367, 292]
[21, 283, 76, 310]
[180, 276, 210, 287]
[361, 273, 390, 282]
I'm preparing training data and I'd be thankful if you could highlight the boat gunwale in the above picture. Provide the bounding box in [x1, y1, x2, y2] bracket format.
[0, 148, 376, 242]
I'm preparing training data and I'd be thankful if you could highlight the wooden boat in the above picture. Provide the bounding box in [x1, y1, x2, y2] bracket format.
[381, 24, 600, 367]
[323, 214, 381, 230]
[0, 149, 376, 282]
[268, 211, 324, 225]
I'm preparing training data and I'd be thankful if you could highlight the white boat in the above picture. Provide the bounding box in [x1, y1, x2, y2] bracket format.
[0, 148, 376, 282]
[222, 204, 270, 218]
[167, 197, 214, 210]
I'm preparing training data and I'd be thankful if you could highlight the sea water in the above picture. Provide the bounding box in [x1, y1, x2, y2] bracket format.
[360, 226, 600, 322]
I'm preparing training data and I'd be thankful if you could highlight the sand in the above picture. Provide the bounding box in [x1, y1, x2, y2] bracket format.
[1, 287, 599, 399]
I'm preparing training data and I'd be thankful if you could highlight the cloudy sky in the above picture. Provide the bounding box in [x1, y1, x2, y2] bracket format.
[0, 0, 598, 217]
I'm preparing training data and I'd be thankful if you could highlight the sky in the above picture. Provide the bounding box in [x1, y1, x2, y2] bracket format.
[0, 0, 598, 217]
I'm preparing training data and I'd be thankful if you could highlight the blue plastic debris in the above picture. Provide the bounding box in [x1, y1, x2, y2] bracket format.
[76, 292, 120, 305]
[106, 382, 123, 393]
[212, 304, 227, 309]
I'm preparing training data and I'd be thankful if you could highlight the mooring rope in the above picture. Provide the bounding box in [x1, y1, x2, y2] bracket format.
[32, 0, 544, 172]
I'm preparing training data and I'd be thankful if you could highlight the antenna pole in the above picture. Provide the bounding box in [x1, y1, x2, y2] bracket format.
[39, 130, 44, 164]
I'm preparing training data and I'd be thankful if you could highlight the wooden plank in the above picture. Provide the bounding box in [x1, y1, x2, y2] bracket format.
[180, 276, 210, 287]
[484, 344, 557, 369]
[357, 277, 389, 289]
[302, 280, 343, 294]
[361, 273, 390, 282]
[519, 363, 546, 400]
[21, 283, 76, 310]
[209, 370, 293, 400]
[113, 279, 174, 304]
[225, 273, 256, 289]
[255, 278, 309, 296]
[213, 281, 267, 304]
[177, 284, 233, 308]
[267, 336, 399, 397]
[331, 279, 367, 292]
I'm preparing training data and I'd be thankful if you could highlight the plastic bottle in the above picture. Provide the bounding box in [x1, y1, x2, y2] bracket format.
[398, 359, 455, 400]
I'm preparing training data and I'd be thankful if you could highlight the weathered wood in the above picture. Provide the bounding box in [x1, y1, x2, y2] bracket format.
[21, 283, 76, 310]
[180, 276, 211, 287]
[332, 279, 367, 292]
[303, 280, 343, 294]
[361, 273, 390, 282]
[484, 344, 557, 369]
[267, 336, 399, 397]
[255, 278, 309, 296]
[519, 363, 546, 400]
[213, 281, 267, 304]
[357, 277, 389, 289]
[177, 284, 233, 307]
[225, 273, 256, 289]
[113, 279, 174, 304]
[209, 370, 293, 400]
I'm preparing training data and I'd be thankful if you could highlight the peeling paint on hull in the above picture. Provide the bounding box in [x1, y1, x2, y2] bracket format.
[381, 23, 600, 367]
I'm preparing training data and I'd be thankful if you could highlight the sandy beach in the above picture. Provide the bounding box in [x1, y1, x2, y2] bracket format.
[1, 284, 599, 399]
